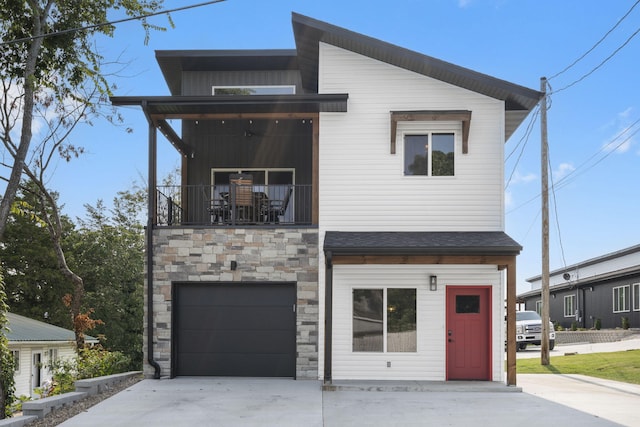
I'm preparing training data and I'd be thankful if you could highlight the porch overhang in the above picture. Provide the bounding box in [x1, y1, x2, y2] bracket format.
[110, 93, 349, 119]
[323, 231, 522, 260]
[111, 94, 347, 157]
[322, 231, 520, 386]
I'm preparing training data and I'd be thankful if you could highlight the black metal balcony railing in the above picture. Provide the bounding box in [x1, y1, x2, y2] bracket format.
[155, 184, 312, 226]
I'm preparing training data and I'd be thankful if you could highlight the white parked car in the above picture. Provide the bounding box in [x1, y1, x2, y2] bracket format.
[516, 310, 555, 351]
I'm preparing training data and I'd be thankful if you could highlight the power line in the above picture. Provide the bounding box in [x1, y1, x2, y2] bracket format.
[548, 0, 640, 81]
[505, 106, 539, 190]
[551, 25, 640, 95]
[554, 122, 640, 191]
[548, 152, 568, 270]
[0, 0, 227, 47]
[506, 116, 640, 214]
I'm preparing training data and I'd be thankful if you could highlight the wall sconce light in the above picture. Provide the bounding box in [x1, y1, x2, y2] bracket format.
[429, 275, 437, 291]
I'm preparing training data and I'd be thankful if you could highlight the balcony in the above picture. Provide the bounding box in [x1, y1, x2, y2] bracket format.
[155, 184, 312, 227]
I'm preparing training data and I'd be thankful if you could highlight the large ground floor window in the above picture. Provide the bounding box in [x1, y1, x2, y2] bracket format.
[352, 288, 416, 353]
[613, 285, 630, 313]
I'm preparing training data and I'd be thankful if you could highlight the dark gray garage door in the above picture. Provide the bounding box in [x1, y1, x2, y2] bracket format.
[173, 282, 296, 377]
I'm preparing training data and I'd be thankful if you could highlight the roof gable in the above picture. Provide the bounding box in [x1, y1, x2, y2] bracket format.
[292, 12, 542, 139]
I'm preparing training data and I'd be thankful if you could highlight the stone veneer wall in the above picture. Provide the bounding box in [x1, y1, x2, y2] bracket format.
[144, 227, 319, 379]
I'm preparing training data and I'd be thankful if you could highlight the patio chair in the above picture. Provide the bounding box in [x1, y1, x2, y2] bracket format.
[229, 173, 254, 222]
[264, 185, 293, 224]
[203, 185, 229, 224]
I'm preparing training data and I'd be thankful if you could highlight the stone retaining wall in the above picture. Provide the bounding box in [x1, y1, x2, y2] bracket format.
[555, 329, 639, 344]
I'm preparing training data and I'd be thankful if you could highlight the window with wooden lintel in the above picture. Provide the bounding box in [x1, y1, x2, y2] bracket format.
[390, 110, 471, 154]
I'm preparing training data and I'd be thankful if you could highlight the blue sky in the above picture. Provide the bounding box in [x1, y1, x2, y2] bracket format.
[42, 0, 639, 293]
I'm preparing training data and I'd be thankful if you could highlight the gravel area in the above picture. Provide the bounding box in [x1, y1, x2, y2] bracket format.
[24, 375, 142, 427]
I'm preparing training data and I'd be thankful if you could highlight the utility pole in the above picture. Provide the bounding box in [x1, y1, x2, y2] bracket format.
[540, 77, 550, 365]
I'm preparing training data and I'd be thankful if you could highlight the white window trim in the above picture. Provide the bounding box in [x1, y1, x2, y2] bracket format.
[352, 287, 417, 354]
[613, 285, 630, 313]
[211, 168, 296, 187]
[633, 283, 640, 312]
[398, 121, 460, 178]
[535, 300, 542, 316]
[563, 295, 575, 318]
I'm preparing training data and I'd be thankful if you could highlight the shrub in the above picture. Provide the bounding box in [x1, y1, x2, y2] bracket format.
[622, 317, 630, 330]
[1, 276, 16, 419]
[571, 321, 578, 331]
[48, 346, 132, 395]
[595, 318, 602, 330]
[9, 395, 30, 415]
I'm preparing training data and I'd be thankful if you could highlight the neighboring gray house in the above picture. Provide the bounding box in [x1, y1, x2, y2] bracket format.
[6, 313, 97, 398]
[111, 13, 541, 386]
[518, 244, 640, 330]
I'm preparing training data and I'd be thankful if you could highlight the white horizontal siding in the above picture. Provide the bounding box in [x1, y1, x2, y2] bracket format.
[9, 343, 76, 397]
[331, 264, 504, 381]
[318, 43, 506, 232]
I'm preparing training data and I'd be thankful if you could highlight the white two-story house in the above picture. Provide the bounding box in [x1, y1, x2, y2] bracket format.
[111, 13, 542, 386]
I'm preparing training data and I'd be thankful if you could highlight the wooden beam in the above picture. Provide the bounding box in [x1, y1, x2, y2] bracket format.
[312, 116, 320, 225]
[156, 119, 191, 157]
[390, 110, 472, 154]
[506, 259, 517, 386]
[331, 254, 515, 266]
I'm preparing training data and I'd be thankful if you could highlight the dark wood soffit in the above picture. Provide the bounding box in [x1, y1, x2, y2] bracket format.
[150, 112, 320, 157]
[390, 110, 472, 154]
[150, 112, 320, 121]
[331, 254, 514, 269]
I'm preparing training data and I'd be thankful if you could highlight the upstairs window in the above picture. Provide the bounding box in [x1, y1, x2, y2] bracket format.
[212, 85, 296, 95]
[404, 133, 454, 176]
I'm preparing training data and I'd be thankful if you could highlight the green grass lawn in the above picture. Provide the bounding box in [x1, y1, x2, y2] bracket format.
[517, 349, 640, 385]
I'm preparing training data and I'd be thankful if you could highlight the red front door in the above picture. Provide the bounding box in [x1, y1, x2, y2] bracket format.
[446, 286, 491, 380]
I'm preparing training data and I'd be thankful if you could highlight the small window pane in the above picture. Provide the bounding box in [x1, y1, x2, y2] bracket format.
[432, 133, 454, 176]
[353, 289, 383, 352]
[12, 351, 19, 372]
[564, 295, 575, 317]
[404, 135, 428, 176]
[387, 289, 417, 352]
[456, 295, 480, 313]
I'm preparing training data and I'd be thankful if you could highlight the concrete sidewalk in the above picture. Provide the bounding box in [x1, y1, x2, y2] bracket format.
[519, 374, 640, 427]
[517, 334, 640, 359]
[59, 375, 632, 427]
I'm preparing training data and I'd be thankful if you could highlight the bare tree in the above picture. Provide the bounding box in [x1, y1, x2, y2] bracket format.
[0, 0, 170, 239]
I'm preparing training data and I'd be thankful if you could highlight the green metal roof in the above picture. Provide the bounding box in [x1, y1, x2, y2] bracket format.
[5, 312, 97, 343]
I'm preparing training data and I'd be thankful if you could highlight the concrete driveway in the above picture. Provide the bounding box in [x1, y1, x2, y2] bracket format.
[60, 338, 640, 427]
[58, 375, 635, 427]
